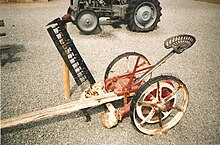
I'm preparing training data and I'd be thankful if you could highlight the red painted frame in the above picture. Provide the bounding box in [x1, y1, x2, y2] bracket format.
[104, 56, 156, 117]
[104, 56, 155, 95]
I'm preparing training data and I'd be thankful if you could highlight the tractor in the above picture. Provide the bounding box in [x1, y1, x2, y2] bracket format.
[67, 0, 162, 34]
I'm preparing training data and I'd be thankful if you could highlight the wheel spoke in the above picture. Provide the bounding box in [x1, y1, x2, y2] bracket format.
[140, 109, 155, 126]
[125, 56, 130, 73]
[138, 100, 155, 107]
[164, 86, 181, 103]
[133, 56, 141, 72]
[156, 82, 162, 101]
[158, 111, 163, 127]
[137, 61, 146, 68]
[161, 110, 170, 117]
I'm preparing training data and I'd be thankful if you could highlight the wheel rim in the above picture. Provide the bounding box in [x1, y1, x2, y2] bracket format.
[136, 82, 176, 124]
[106, 53, 151, 80]
[134, 2, 157, 28]
[132, 78, 189, 135]
[77, 11, 98, 33]
[104, 53, 152, 96]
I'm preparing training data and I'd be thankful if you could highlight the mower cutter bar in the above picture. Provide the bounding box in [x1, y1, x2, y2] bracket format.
[47, 18, 96, 86]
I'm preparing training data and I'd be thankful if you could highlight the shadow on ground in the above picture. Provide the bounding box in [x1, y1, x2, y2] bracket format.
[1, 44, 26, 66]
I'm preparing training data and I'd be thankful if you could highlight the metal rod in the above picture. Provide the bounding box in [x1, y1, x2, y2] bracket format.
[135, 50, 176, 83]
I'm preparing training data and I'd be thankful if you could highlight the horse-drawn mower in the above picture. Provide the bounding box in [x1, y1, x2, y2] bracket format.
[0, 16, 196, 136]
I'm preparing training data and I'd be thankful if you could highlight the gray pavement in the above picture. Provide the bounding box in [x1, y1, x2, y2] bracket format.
[1, 0, 220, 144]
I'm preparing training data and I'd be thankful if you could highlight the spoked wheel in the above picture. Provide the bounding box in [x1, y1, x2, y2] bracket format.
[104, 52, 152, 96]
[125, 0, 162, 32]
[130, 75, 189, 135]
[76, 10, 99, 35]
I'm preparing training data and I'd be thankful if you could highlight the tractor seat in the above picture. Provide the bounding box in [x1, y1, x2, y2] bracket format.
[164, 34, 196, 54]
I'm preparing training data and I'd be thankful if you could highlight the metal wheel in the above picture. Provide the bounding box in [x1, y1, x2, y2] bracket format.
[130, 75, 189, 135]
[76, 10, 99, 35]
[104, 52, 152, 96]
[125, 0, 162, 32]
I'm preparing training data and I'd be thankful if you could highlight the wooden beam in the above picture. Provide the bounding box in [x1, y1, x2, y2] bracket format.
[63, 61, 70, 99]
[1, 92, 122, 129]
[62, 23, 70, 99]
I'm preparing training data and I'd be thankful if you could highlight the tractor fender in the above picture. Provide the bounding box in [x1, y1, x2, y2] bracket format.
[69, 0, 79, 11]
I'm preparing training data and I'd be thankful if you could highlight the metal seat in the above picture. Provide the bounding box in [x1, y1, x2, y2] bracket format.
[164, 34, 196, 54]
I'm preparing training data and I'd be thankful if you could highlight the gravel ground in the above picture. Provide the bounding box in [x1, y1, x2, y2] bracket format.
[1, 0, 220, 144]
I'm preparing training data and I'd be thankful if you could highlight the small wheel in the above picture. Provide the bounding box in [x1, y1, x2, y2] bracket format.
[76, 10, 99, 35]
[130, 75, 189, 135]
[125, 0, 162, 32]
[104, 52, 152, 96]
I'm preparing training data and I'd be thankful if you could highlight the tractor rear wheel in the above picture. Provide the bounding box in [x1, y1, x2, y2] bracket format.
[125, 0, 162, 32]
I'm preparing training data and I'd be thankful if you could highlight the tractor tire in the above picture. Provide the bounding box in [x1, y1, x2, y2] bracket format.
[76, 9, 99, 35]
[125, 0, 162, 32]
